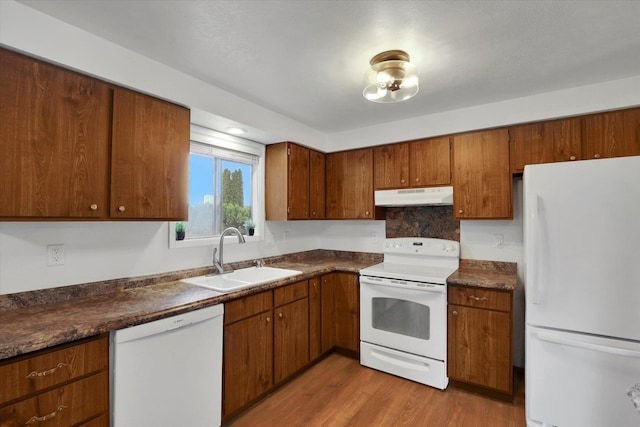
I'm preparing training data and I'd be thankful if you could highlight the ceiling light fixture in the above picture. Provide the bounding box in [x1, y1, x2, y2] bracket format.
[226, 127, 246, 135]
[363, 50, 419, 103]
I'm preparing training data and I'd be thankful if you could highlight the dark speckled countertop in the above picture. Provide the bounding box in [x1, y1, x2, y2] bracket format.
[0, 250, 381, 360]
[447, 259, 518, 291]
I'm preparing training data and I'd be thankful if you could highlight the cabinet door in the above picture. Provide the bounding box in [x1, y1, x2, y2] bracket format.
[409, 137, 451, 186]
[110, 88, 189, 219]
[322, 272, 359, 354]
[448, 304, 512, 394]
[223, 312, 273, 418]
[326, 148, 374, 219]
[0, 48, 111, 218]
[308, 277, 322, 361]
[287, 143, 310, 219]
[333, 273, 360, 353]
[509, 119, 582, 173]
[452, 129, 512, 219]
[582, 108, 640, 160]
[309, 149, 325, 219]
[274, 298, 309, 383]
[374, 143, 409, 189]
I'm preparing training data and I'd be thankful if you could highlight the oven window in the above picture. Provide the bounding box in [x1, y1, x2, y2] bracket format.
[371, 297, 430, 340]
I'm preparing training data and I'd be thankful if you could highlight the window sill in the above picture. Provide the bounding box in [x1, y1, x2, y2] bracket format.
[168, 228, 260, 249]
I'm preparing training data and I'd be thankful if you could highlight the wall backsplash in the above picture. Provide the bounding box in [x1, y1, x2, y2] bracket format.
[385, 206, 460, 241]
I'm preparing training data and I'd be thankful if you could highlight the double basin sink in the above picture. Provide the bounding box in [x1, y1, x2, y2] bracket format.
[181, 266, 302, 293]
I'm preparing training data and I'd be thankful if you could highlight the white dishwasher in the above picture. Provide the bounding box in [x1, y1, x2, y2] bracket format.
[110, 304, 224, 427]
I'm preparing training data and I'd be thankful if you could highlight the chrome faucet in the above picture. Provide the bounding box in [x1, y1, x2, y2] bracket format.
[213, 227, 246, 274]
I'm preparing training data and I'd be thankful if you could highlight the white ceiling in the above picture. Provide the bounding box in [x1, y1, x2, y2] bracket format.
[17, 0, 640, 136]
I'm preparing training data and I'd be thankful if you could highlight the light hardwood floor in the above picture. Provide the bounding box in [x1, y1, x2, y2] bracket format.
[227, 353, 525, 427]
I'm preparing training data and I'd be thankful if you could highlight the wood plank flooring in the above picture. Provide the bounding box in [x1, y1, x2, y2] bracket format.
[227, 353, 525, 427]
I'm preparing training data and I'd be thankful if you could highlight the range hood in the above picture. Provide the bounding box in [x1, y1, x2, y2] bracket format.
[375, 186, 454, 207]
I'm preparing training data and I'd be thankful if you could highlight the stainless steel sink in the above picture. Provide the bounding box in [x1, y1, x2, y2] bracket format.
[181, 266, 302, 293]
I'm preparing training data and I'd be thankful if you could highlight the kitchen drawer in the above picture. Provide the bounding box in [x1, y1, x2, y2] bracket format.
[0, 335, 108, 404]
[225, 291, 273, 325]
[0, 371, 109, 427]
[448, 285, 511, 312]
[274, 280, 308, 307]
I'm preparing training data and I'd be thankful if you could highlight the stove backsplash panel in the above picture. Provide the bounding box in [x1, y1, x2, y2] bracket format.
[385, 206, 460, 241]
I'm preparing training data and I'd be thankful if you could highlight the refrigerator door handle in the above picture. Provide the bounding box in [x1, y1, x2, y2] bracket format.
[535, 331, 640, 358]
[529, 194, 543, 304]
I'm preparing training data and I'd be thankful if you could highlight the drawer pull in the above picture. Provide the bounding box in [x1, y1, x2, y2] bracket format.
[468, 296, 489, 302]
[25, 362, 68, 379]
[26, 405, 68, 424]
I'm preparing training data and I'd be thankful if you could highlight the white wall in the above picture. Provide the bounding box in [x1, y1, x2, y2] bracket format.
[0, 220, 385, 295]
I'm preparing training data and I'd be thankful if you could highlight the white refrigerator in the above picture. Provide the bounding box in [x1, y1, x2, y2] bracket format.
[524, 156, 640, 427]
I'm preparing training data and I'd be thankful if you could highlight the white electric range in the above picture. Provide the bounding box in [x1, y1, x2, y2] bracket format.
[359, 237, 460, 389]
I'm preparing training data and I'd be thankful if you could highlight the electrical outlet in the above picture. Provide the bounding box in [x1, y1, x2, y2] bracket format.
[282, 230, 289, 242]
[371, 232, 379, 242]
[265, 233, 275, 246]
[493, 234, 504, 248]
[47, 244, 65, 266]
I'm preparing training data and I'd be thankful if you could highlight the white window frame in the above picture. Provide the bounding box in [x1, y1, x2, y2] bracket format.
[169, 124, 265, 249]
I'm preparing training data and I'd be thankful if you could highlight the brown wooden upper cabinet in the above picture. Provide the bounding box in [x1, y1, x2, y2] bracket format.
[326, 148, 376, 219]
[266, 142, 325, 220]
[582, 107, 640, 160]
[374, 142, 409, 189]
[0, 48, 190, 220]
[509, 118, 582, 174]
[452, 129, 512, 220]
[410, 136, 451, 187]
[373, 137, 451, 189]
[110, 88, 190, 220]
[0, 48, 112, 218]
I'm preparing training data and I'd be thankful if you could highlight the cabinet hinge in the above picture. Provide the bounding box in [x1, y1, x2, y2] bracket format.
[287, 206, 290, 213]
[287, 148, 290, 155]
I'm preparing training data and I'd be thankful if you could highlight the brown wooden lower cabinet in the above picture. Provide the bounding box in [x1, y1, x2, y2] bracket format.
[447, 285, 513, 399]
[0, 334, 109, 427]
[223, 280, 311, 421]
[321, 272, 360, 355]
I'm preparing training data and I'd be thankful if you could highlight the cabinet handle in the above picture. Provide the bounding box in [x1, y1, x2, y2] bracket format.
[452, 310, 458, 316]
[266, 317, 271, 323]
[26, 405, 68, 424]
[279, 312, 283, 318]
[90, 204, 98, 211]
[25, 362, 68, 379]
[118, 205, 126, 212]
[468, 295, 489, 301]
[594, 154, 601, 159]
[569, 156, 576, 161]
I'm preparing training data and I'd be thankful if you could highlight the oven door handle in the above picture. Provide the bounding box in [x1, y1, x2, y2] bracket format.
[360, 278, 446, 293]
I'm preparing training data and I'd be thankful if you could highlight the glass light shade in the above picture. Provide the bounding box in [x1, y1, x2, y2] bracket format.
[363, 53, 419, 103]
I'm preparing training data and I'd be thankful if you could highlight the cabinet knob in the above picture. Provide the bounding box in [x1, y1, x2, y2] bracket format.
[415, 178, 420, 182]
[279, 312, 283, 318]
[90, 204, 98, 211]
[312, 211, 316, 216]
[458, 209, 463, 214]
[569, 156, 576, 161]
[452, 310, 458, 316]
[401, 179, 405, 183]
[118, 206, 126, 212]
[266, 317, 271, 323]
[594, 154, 601, 159]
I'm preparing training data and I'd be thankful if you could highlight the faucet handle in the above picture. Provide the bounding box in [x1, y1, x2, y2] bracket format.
[256, 259, 264, 268]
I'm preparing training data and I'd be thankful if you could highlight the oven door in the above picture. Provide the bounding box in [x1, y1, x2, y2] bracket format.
[360, 275, 446, 360]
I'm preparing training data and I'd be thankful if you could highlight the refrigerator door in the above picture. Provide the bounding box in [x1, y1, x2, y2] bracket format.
[526, 326, 640, 427]
[524, 156, 640, 341]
